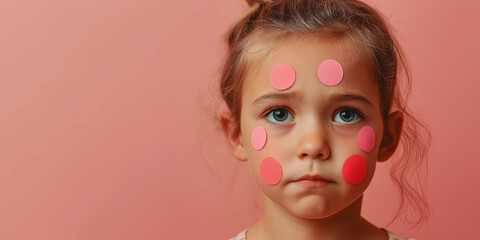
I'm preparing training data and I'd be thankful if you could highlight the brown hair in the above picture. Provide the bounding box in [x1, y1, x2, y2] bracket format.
[218, 0, 431, 226]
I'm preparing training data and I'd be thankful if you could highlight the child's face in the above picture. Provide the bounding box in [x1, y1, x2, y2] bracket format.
[238, 35, 384, 219]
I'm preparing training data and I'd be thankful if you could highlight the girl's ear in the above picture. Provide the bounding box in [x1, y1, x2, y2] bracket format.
[220, 111, 247, 162]
[377, 111, 404, 162]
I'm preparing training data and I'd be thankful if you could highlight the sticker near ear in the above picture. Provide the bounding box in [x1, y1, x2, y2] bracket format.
[251, 125, 267, 150]
[357, 125, 375, 152]
[260, 157, 283, 185]
[270, 64, 296, 90]
[342, 154, 367, 184]
[317, 59, 343, 86]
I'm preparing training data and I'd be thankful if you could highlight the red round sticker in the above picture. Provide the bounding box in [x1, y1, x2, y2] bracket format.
[342, 154, 367, 184]
[260, 157, 283, 185]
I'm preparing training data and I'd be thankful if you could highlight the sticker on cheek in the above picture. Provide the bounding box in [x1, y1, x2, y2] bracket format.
[342, 154, 367, 184]
[260, 157, 283, 185]
[251, 126, 267, 150]
[357, 125, 375, 152]
[317, 59, 343, 86]
[270, 64, 296, 90]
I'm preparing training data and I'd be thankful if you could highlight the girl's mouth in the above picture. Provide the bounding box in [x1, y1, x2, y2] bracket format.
[294, 179, 333, 189]
[292, 174, 335, 189]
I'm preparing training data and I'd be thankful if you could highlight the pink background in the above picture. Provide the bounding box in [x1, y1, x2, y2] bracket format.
[0, 0, 479, 239]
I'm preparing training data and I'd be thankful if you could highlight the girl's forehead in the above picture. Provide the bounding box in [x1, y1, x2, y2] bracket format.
[242, 35, 378, 103]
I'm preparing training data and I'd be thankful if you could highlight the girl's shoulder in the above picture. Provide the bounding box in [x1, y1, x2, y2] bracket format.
[382, 228, 416, 240]
[229, 228, 248, 240]
[229, 228, 415, 240]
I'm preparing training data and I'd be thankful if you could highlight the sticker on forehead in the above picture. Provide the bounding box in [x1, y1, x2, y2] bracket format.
[270, 64, 296, 90]
[342, 154, 367, 184]
[251, 125, 267, 150]
[358, 125, 375, 152]
[260, 157, 283, 185]
[317, 59, 343, 86]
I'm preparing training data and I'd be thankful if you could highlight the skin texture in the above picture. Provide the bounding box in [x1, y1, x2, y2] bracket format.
[220, 35, 403, 240]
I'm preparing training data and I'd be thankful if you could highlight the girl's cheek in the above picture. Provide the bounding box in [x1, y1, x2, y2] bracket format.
[337, 125, 376, 185]
[250, 125, 284, 186]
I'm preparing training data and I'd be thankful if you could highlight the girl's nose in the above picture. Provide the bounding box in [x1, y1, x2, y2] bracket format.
[296, 119, 331, 161]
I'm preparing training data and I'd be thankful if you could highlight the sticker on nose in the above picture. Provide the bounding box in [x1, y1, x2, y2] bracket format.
[317, 59, 343, 86]
[260, 157, 283, 185]
[357, 125, 375, 152]
[270, 64, 296, 90]
[342, 154, 367, 184]
[251, 126, 267, 150]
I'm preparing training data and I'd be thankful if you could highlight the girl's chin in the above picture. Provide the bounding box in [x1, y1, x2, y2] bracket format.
[291, 210, 337, 220]
[285, 203, 339, 219]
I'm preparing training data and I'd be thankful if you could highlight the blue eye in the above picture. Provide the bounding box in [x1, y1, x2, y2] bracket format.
[333, 108, 363, 124]
[265, 107, 294, 124]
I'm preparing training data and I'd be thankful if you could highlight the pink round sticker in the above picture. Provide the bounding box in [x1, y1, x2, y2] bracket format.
[270, 64, 296, 90]
[317, 59, 343, 86]
[260, 157, 283, 185]
[342, 154, 367, 185]
[357, 125, 375, 152]
[251, 125, 267, 150]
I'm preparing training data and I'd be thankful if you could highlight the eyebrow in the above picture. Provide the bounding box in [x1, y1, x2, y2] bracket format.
[252, 92, 299, 105]
[330, 93, 374, 107]
[252, 92, 373, 107]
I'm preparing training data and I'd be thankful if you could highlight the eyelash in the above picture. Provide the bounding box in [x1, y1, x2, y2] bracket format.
[261, 105, 365, 125]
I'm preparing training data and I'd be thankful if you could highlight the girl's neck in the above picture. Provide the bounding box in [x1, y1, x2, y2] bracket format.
[247, 195, 386, 240]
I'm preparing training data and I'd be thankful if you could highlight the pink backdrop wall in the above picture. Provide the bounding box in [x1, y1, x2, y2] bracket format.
[0, 0, 478, 239]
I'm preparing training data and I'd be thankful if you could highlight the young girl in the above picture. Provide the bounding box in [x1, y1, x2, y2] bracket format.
[218, 0, 430, 239]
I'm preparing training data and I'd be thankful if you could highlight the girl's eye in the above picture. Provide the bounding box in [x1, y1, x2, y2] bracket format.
[333, 108, 363, 124]
[265, 107, 294, 124]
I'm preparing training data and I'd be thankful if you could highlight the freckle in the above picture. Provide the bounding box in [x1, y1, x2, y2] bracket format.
[357, 125, 375, 152]
[270, 64, 296, 90]
[251, 125, 267, 150]
[260, 157, 283, 185]
[317, 59, 343, 86]
[342, 154, 367, 184]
